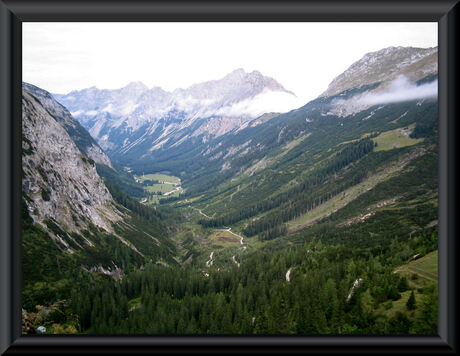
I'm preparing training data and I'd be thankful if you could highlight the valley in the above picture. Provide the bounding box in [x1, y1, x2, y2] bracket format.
[21, 45, 439, 335]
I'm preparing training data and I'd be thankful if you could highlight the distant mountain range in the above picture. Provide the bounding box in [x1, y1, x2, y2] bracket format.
[54, 69, 298, 158]
[53, 47, 437, 174]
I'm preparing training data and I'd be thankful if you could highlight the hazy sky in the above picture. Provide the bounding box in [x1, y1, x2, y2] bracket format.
[23, 22, 437, 103]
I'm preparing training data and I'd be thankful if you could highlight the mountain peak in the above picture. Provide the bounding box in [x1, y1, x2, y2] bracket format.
[124, 81, 148, 90]
[228, 68, 246, 76]
[321, 46, 438, 98]
[122, 82, 149, 95]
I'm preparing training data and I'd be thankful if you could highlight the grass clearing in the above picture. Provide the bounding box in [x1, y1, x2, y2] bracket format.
[208, 230, 241, 248]
[394, 250, 438, 288]
[138, 172, 183, 205]
[371, 250, 438, 319]
[373, 290, 419, 319]
[337, 132, 377, 147]
[138, 173, 181, 184]
[373, 125, 423, 152]
[145, 184, 176, 194]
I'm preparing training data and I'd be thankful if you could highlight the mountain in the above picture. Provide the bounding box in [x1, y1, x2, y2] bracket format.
[22, 88, 120, 241]
[22, 85, 178, 303]
[54, 69, 298, 163]
[320, 46, 437, 98]
[319, 46, 437, 117]
[22, 82, 113, 168]
[130, 46, 437, 197]
[171, 47, 438, 239]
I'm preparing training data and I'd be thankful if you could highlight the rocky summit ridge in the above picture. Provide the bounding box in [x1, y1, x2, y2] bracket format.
[321, 46, 437, 98]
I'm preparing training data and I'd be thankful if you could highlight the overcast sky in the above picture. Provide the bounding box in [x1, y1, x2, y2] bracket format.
[23, 22, 437, 104]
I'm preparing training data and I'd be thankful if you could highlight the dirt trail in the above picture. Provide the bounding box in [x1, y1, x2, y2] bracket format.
[217, 227, 245, 244]
[164, 186, 182, 196]
[191, 207, 212, 219]
[232, 255, 240, 268]
[347, 278, 363, 301]
[286, 268, 292, 282]
[205, 251, 214, 267]
[162, 181, 179, 186]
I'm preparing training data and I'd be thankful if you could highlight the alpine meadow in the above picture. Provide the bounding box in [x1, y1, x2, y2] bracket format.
[22, 31, 439, 336]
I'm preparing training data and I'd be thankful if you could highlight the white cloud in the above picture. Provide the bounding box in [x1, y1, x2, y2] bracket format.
[213, 90, 303, 118]
[358, 76, 437, 105]
[70, 110, 83, 117]
[23, 23, 437, 104]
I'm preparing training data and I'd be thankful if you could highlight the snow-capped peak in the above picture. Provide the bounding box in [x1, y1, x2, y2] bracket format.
[122, 81, 149, 92]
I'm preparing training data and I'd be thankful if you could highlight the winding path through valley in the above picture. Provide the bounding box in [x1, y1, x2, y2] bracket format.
[217, 227, 245, 245]
[191, 206, 213, 219]
[195, 208, 247, 269]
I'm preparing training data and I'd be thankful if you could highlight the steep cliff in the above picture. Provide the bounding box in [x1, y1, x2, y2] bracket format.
[22, 89, 122, 252]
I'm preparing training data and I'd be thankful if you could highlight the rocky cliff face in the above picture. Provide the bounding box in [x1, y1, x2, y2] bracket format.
[23, 83, 113, 168]
[321, 46, 437, 98]
[22, 88, 122, 252]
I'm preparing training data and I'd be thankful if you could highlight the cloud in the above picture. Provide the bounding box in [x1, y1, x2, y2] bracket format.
[212, 90, 303, 118]
[357, 75, 437, 105]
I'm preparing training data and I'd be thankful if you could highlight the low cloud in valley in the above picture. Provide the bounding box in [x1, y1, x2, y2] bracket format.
[357, 76, 437, 106]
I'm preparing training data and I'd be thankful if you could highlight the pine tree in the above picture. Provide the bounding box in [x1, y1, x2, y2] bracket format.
[398, 276, 410, 292]
[406, 290, 416, 310]
[411, 284, 437, 334]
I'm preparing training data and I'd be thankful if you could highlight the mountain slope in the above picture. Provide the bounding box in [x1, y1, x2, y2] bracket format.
[167, 47, 438, 195]
[161, 47, 438, 253]
[23, 82, 113, 168]
[22, 85, 178, 278]
[22, 89, 120, 242]
[320, 46, 437, 98]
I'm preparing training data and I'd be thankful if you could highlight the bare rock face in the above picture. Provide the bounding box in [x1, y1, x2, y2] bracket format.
[22, 89, 122, 248]
[22, 82, 113, 168]
[321, 46, 437, 98]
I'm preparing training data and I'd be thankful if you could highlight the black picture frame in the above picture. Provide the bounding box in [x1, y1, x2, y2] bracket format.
[1, 0, 458, 354]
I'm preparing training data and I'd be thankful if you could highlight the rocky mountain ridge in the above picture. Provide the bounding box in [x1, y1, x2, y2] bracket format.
[166, 46, 438, 194]
[316, 46, 438, 117]
[23, 83, 113, 168]
[321, 46, 437, 98]
[54, 69, 298, 157]
[22, 88, 122, 252]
